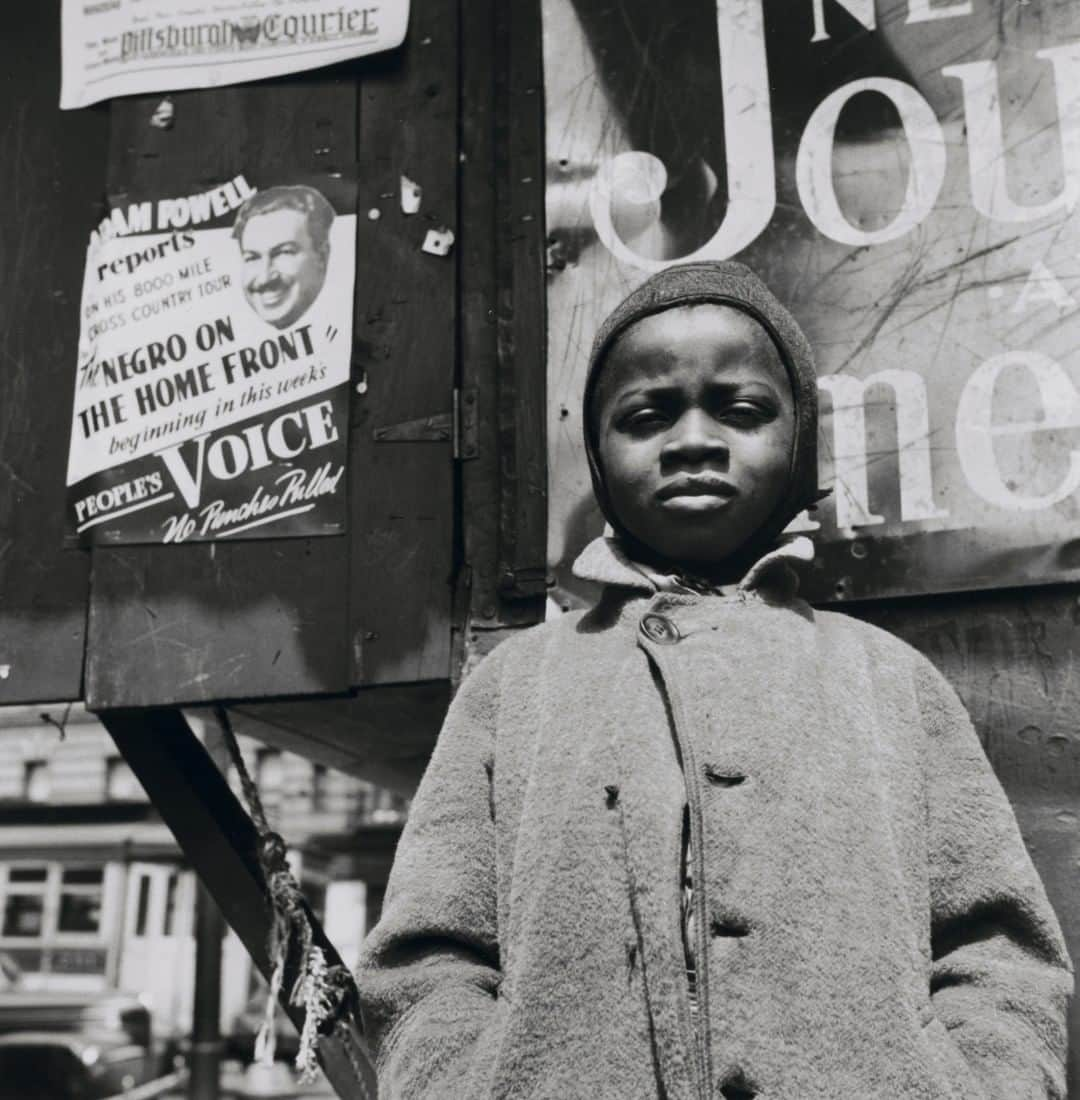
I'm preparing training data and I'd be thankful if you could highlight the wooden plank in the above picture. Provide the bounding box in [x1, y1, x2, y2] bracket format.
[457, 0, 547, 639]
[492, 0, 549, 606]
[100, 708, 377, 1100]
[85, 80, 357, 708]
[226, 681, 451, 795]
[849, 587, 1080, 1089]
[348, 0, 459, 686]
[0, 2, 104, 704]
[457, 0, 502, 638]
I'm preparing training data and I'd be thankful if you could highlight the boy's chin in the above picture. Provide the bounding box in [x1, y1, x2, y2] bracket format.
[630, 531, 752, 578]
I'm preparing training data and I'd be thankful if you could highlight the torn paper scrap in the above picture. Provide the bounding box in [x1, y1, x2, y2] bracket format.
[400, 175, 422, 215]
[421, 227, 455, 256]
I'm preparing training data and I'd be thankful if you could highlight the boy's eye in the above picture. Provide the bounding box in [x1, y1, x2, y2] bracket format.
[721, 400, 774, 425]
[620, 408, 669, 431]
[615, 397, 777, 434]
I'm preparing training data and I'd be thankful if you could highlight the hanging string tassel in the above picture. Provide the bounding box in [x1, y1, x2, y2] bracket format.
[252, 949, 285, 1065]
[295, 945, 336, 1082]
[214, 706, 343, 1084]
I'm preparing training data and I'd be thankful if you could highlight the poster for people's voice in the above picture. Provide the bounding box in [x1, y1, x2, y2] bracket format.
[60, 0, 410, 109]
[66, 175, 356, 546]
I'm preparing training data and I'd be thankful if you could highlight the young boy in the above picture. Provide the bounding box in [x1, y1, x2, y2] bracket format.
[356, 261, 1073, 1100]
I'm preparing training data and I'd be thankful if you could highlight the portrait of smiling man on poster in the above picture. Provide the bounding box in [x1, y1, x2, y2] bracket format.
[232, 184, 335, 330]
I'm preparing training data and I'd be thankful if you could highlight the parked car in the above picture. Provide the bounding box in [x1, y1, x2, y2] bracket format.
[0, 987, 176, 1100]
[226, 988, 300, 1065]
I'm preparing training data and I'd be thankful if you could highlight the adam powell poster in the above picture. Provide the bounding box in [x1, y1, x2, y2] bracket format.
[543, 0, 1080, 604]
[66, 174, 356, 545]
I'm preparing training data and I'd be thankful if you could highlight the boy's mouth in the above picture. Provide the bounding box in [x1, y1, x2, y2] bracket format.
[657, 475, 737, 504]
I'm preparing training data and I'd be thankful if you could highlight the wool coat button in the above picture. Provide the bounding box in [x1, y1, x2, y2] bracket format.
[640, 613, 680, 644]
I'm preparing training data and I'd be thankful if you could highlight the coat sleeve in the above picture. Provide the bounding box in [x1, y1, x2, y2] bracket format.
[353, 641, 508, 1100]
[915, 656, 1074, 1100]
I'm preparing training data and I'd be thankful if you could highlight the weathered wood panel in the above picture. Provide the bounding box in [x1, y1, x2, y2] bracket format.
[0, 2, 105, 704]
[492, 0, 548, 606]
[347, 0, 459, 686]
[457, 0, 504, 643]
[85, 80, 357, 707]
[456, 0, 548, 663]
[851, 587, 1080, 1091]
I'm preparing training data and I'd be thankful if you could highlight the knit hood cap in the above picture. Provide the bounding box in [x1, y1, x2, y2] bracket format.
[582, 260, 822, 577]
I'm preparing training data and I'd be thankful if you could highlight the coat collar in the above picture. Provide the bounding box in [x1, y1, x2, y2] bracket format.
[571, 532, 815, 600]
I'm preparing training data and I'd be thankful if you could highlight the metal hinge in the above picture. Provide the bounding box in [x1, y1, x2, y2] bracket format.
[453, 386, 479, 461]
[370, 387, 477, 461]
[372, 412, 451, 443]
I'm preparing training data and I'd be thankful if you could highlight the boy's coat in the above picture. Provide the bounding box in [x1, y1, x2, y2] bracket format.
[356, 539, 1072, 1100]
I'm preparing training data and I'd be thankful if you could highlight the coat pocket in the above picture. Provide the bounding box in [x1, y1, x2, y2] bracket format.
[918, 1015, 983, 1100]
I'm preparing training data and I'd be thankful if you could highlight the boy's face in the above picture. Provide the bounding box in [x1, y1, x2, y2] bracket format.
[593, 304, 795, 573]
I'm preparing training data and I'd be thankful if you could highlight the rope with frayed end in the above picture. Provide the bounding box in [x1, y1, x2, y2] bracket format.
[214, 706, 347, 1085]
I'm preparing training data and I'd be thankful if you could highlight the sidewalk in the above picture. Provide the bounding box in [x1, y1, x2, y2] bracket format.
[164, 1060, 338, 1099]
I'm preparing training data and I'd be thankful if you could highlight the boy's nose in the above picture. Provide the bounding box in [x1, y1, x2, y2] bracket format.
[661, 409, 729, 464]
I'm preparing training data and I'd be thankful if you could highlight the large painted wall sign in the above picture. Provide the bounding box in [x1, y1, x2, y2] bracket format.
[543, 0, 1080, 606]
[66, 175, 356, 545]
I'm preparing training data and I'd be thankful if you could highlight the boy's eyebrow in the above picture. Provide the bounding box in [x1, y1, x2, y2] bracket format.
[610, 383, 679, 402]
[609, 377, 784, 405]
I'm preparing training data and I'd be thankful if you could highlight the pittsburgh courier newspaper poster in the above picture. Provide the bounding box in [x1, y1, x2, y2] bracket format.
[542, 0, 1080, 605]
[66, 174, 356, 546]
[60, 0, 410, 110]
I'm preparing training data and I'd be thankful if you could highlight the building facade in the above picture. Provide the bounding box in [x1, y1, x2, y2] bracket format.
[0, 704, 404, 1039]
